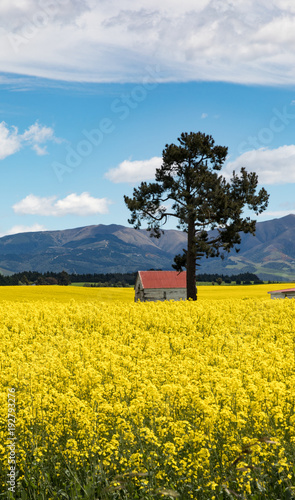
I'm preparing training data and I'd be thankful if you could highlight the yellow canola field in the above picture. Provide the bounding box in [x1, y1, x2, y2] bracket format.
[0, 282, 293, 302]
[0, 285, 135, 303]
[0, 287, 295, 498]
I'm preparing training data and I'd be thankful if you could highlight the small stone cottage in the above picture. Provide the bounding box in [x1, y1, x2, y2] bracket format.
[268, 288, 295, 299]
[134, 270, 187, 302]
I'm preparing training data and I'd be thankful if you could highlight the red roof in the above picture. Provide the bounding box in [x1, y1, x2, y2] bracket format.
[268, 288, 295, 294]
[139, 271, 187, 289]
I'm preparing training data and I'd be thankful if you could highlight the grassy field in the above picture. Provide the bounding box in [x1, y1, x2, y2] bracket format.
[0, 285, 295, 499]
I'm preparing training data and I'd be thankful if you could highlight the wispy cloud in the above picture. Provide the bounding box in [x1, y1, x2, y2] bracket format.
[105, 156, 161, 183]
[0, 121, 59, 159]
[223, 145, 295, 185]
[0, 122, 21, 159]
[0, 223, 47, 238]
[257, 210, 295, 219]
[1, 1, 295, 85]
[260, 203, 295, 219]
[21, 122, 60, 155]
[13, 192, 112, 216]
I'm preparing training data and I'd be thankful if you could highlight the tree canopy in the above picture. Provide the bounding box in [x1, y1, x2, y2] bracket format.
[124, 132, 269, 300]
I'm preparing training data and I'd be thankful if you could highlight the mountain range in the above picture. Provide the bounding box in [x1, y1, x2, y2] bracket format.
[0, 214, 294, 281]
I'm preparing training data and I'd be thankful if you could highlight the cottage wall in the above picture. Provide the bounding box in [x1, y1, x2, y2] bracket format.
[270, 293, 283, 300]
[134, 271, 187, 302]
[270, 292, 295, 299]
[134, 275, 144, 302]
[139, 288, 186, 302]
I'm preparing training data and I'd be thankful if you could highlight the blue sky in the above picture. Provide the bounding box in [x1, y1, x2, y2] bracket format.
[0, 0, 295, 236]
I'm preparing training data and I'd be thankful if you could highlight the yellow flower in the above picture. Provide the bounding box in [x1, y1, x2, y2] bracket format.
[0, 284, 294, 497]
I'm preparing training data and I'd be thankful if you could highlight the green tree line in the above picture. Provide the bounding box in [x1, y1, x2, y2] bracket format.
[0, 271, 265, 286]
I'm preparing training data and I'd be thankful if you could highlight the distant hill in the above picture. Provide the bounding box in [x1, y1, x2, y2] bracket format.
[221, 214, 295, 281]
[0, 215, 294, 280]
[0, 224, 187, 275]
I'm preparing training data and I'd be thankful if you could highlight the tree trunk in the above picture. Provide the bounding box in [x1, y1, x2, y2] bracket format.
[186, 217, 197, 300]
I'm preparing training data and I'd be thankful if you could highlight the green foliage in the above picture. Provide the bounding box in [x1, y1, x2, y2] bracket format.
[0, 271, 264, 287]
[57, 270, 71, 286]
[124, 132, 269, 300]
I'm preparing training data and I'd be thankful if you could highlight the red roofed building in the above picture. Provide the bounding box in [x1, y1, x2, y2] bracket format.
[134, 270, 187, 302]
[268, 288, 295, 299]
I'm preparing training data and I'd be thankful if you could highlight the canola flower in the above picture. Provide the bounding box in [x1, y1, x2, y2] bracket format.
[0, 286, 294, 498]
[0, 281, 293, 302]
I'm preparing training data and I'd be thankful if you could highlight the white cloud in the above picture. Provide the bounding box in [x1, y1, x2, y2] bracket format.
[223, 145, 295, 185]
[201, 113, 208, 119]
[0, 121, 58, 159]
[13, 193, 112, 216]
[0, 223, 47, 237]
[257, 210, 295, 219]
[13, 194, 57, 215]
[1, 1, 295, 85]
[258, 202, 295, 219]
[21, 122, 60, 155]
[0, 122, 22, 159]
[54, 193, 111, 216]
[105, 156, 161, 183]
